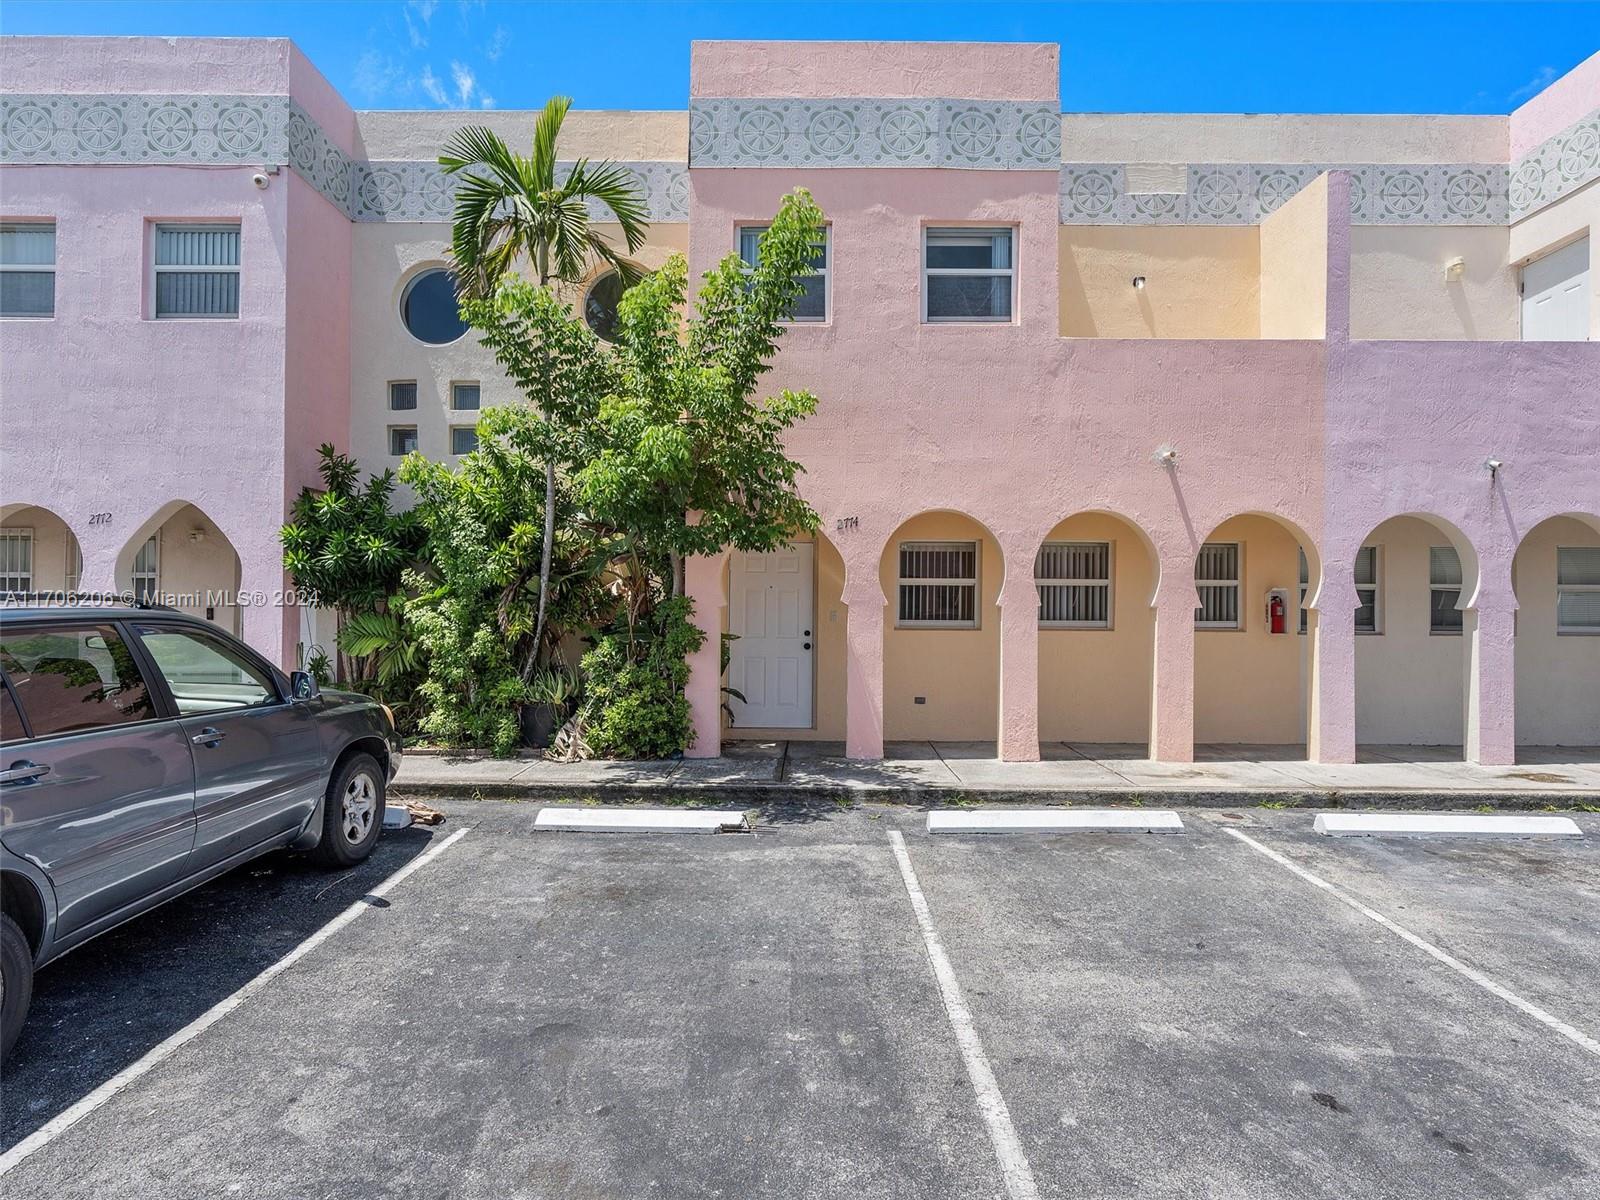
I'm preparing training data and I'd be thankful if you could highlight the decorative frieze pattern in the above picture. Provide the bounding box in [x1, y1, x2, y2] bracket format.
[1, 94, 688, 223]
[1061, 163, 1511, 225]
[1509, 108, 1600, 222]
[688, 98, 1061, 169]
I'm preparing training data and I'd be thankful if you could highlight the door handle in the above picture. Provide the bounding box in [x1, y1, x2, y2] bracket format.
[191, 727, 227, 746]
[0, 761, 50, 784]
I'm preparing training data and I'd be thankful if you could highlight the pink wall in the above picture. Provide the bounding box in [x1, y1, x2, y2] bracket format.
[1510, 50, 1600, 159]
[690, 40, 1059, 101]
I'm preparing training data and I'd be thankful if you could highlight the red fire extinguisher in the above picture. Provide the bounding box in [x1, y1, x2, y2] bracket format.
[1269, 592, 1287, 635]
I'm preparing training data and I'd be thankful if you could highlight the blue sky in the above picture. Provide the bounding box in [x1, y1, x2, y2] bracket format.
[2, 1, 1596, 114]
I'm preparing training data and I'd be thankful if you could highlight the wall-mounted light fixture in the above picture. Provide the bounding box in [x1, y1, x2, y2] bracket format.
[1485, 456, 1503, 481]
[1444, 256, 1466, 282]
[1153, 443, 1178, 468]
[1132, 275, 1147, 290]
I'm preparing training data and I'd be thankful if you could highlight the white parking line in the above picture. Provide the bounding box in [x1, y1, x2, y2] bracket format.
[0, 826, 471, 1178]
[887, 831, 1040, 1200]
[1221, 826, 1600, 1059]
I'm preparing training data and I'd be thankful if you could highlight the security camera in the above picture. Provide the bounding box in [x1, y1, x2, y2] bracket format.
[251, 172, 271, 190]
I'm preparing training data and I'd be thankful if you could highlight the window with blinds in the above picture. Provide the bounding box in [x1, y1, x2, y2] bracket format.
[1194, 543, 1240, 628]
[389, 381, 417, 411]
[131, 535, 159, 602]
[1, 529, 34, 593]
[1036, 542, 1111, 627]
[898, 541, 978, 627]
[1429, 546, 1463, 634]
[923, 228, 1014, 322]
[0, 222, 56, 317]
[1354, 545, 1380, 633]
[153, 224, 240, 318]
[739, 225, 828, 321]
[1557, 546, 1600, 633]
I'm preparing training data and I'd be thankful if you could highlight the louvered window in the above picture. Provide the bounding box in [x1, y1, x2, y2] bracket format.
[1557, 547, 1600, 633]
[1429, 546, 1463, 634]
[898, 541, 978, 627]
[1354, 545, 1380, 634]
[154, 224, 240, 317]
[1036, 542, 1111, 627]
[1195, 543, 1240, 629]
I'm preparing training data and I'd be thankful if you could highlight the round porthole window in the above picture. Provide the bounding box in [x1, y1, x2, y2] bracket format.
[400, 267, 467, 345]
[583, 271, 624, 343]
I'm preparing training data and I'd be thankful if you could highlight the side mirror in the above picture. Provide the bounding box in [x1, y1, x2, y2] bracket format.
[289, 670, 320, 700]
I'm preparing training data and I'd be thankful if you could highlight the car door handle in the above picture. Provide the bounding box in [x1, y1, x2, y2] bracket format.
[0, 761, 51, 784]
[191, 727, 227, 746]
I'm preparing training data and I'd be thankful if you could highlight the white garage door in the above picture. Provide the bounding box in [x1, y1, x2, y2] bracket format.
[1521, 237, 1590, 341]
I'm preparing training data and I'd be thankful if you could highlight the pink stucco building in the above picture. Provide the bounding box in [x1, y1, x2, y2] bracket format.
[2, 37, 1596, 765]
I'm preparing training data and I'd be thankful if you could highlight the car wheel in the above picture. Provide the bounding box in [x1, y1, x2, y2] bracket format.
[312, 753, 386, 869]
[1, 912, 34, 1062]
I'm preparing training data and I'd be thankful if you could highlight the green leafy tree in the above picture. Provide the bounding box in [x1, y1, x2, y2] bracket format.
[280, 445, 420, 681]
[441, 96, 648, 666]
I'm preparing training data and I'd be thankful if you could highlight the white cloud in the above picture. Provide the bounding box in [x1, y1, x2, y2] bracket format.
[480, 94, 496, 110]
[1509, 65, 1559, 105]
[485, 25, 509, 63]
[450, 60, 476, 107]
[404, 0, 437, 49]
[420, 65, 449, 107]
[353, 49, 406, 104]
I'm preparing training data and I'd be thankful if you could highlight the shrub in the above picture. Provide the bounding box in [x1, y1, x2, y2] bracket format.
[578, 597, 704, 758]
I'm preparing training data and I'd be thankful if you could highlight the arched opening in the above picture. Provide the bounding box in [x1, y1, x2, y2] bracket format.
[1352, 513, 1478, 757]
[1192, 513, 1319, 755]
[0, 504, 82, 595]
[1035, 511, 1157, 755]
[720, 530, 847, 743]
[1513, 512, 1600, 753]
[115, 502, 243, 634]
[880, 511, 1002, 749]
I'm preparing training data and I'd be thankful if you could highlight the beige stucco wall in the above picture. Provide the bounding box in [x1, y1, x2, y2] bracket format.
[353, 110, 689, 163]
[1509, 179, 1599, 340]
[1194, 515, 1309, 744]
[1259, 175, 1329, 339]
[1353, 517, 1465, 744]
[112, 505, 243, 635]
[1, 506, 77, 592]
[1350, 226, 1520, 340]
[1515, 516, 1600, 745]
[719, 530, 848, 742]
[1036, 513, 1155, 743]
[1059, 227, 1259, 338]
[1060, 113, 1507, 166]
[880, 512, 1001, 742]
[349, 222, 688, 476]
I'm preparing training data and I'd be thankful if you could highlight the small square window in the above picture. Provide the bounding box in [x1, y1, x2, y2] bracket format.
[450, 426, 478, 455]
[451, 382, 480, 411]
[389, 381, 417, 411]
[1, 222, 57, 318]
[738, 226, 828, 321]
[153, 224, 240, 318]
[388, 426, 417, 456]
[923, 228, 1014, 322]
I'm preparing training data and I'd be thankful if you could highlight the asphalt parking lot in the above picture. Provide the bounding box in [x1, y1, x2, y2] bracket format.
[3, 801, 1597, 1199]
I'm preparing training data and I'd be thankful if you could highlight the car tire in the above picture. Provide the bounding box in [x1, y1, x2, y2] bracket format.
[1, 912, 34, 1062]
[312, 753, 386, 869]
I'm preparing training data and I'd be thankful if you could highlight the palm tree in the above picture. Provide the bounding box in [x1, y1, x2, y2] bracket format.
[439, 95, 648, 660]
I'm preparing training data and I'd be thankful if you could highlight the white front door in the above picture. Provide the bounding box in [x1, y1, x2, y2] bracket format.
[728, 543, 814, 728]
[1522, 237, 1590, 341]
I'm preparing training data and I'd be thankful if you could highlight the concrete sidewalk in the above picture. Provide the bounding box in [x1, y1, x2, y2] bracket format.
[391, 739, 1600, 807]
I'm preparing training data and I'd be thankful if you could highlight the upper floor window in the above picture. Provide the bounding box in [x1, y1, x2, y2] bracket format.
[898, 541, 979, 628]
[154, 224, 240, 318]
[450, 426, 479, 455]
[389, 426, 418, 457]
[739, 226, 828, 322]
[451, 382, 480, 411]
[1195, 543, 1240, 629]
[923, 228, 1013, 323]
[0, 222, 56, 318]
[400, 266, 466, 345]
[1429, 546, 1463, 635]
[389, 381, 418, 411]
[1036, 542, 1111, 628]
[1557, 547, 1600, 634]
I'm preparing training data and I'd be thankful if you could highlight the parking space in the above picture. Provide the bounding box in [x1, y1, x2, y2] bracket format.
[3, 803, 1597, 1199]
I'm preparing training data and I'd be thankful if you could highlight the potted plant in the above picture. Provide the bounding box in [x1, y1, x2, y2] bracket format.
[522, 666, 577, 749]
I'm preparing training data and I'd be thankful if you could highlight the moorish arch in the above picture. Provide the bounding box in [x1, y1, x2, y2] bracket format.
[1513, 511, 1600, 752]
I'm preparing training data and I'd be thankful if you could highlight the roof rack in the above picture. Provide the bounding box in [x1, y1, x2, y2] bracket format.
[0, 591, 178, 612]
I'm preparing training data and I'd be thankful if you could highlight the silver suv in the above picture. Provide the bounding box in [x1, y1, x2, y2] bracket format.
[0, 602, 403, 1058]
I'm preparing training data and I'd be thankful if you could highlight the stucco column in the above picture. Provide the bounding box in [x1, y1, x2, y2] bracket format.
[75, 539, 118, 596]
[1148, 584, 1196, 763]
[237, 553, 287, 668]
[841, 574, 885, 760]
[683, 551, 728, 759]
[997, 564, 1040, 761]
[1307, 573, 1357, 763]
[1465, 604, 1516, 766]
